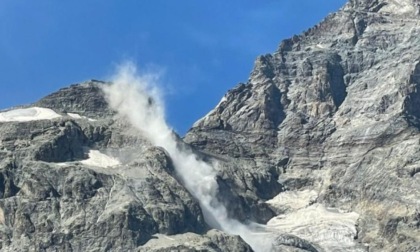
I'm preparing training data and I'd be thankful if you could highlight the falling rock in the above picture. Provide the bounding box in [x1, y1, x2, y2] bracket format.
[0, 81, 251, 251]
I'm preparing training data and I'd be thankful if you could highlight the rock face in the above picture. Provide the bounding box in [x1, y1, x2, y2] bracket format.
[185, 0, 420, 251]
[0, 81, 252, 251]
[1, 0, 420, 251]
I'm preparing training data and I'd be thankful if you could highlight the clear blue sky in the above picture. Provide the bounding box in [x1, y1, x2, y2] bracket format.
[0, 0, 347, 135]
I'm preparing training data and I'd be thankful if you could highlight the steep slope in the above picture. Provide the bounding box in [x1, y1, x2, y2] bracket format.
[2, 0, 420, 251]
[0, 81, 252, 251]
[185, 0, 420, 251]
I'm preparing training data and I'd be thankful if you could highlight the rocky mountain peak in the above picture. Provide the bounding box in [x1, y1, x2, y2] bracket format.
[34, 80, 112, 119]
[185, 0, 420, 250]
[346, 0, 420, 15]
[0, 79, 256, 251]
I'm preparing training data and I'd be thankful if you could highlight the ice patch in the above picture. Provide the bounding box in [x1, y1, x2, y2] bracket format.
[267, 203, 362, 251]
[0, 107, 61, 122]
[80, 150, 121, 168]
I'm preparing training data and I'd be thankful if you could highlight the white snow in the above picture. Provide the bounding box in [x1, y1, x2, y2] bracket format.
[0, 107, 61, 122]
[316, 43, 327, 49]
[80, 150, 121, 168]
[67, 113, 83, 119]
[379, 0, 415, 14]
[0, 207, 4, 225]
[67, 113, 97, 121]
[266, 189, 318, 212]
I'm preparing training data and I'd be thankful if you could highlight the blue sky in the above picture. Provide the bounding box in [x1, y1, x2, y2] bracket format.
[0, 0, 347, 135]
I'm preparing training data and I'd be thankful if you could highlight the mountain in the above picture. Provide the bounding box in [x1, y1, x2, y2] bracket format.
[186, 0, 420, 250]
[0, 82, 255, 251]
[1, 0, 420, 251]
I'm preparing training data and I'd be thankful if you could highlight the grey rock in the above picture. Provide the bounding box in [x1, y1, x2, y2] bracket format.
[2, 0, 420, 251]
[185, 0, 420, 250]
[273, 234, 320, 252]
[138, 230, 253, 252]
[0, 82, 254, 251]
[34, 80, 114, 119]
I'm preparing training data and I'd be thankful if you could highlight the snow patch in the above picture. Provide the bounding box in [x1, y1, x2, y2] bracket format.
[67, 113, 82, 119]
[0, 207, 4, 225]
[67, 113, 97, 121]
[379, 0, 415, 14]
[80, 150, 121, 168]
[266, 189, 318, 212]
[0, 107, 61, 122]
